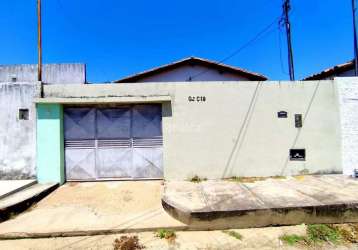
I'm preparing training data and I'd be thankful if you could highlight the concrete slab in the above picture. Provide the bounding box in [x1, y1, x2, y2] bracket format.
[0, 181, 186, 239]
[0, 183, 58, 210]
[0, 180, 36, 199]
[242, 179, 324, 207]
[162, 175, 358, 230]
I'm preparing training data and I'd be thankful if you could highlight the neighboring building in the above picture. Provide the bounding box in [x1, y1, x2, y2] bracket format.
[0, 63, 85, 179]
[304, 60, 355, 80]
[114, 57, 267, 83]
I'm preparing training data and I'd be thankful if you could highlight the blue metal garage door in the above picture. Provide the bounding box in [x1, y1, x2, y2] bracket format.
[64, 105, 163, 180]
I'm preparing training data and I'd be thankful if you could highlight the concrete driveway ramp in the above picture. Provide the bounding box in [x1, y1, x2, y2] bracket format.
[162, 175, 358, 230]
[0, 182, 58, 222]
[0, 181, 186, 239]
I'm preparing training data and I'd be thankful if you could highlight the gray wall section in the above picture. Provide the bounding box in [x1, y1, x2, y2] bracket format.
[44, 80, 342, 180]
[0, 82, 41, 179]
[0, 64, 86, 84]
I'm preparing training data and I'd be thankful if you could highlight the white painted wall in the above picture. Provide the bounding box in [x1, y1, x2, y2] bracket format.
[45, 80, 342, 180]
[129, 64, 250, 82]
[0, 82, 41, 179]
[337, 77, 358, 176]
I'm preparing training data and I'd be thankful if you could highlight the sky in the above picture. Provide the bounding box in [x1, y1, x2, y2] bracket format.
[0, 0, 353, 82]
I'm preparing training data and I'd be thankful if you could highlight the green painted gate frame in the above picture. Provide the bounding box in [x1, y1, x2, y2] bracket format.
[36, 103, 65, 184]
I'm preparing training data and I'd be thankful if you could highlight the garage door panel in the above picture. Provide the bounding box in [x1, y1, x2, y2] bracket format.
[65, 148, 96, 180]
[64, 108, 95, 140]
[97, 147, 132, 178]
[96, 108, 131, 139]
[132, 105, 162, 138]
[65, 105, 163, 180]
[132, 148, 163, 178]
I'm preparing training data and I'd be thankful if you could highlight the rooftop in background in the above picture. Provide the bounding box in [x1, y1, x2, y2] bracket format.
[304, 60, 355, 80]
[0, 64, 86, 84]
[114, 57, 268, 83]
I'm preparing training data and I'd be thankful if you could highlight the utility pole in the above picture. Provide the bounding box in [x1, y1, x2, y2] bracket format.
[282, 0, 295, 81]
[37, 0, 42, 82]
[352, 0, 358, 75]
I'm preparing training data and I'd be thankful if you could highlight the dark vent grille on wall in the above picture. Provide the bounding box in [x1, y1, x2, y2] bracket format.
[19, 109, 29, 120]
[295, 114, 302, 128]
[290, 149, 305, 161]
[278, 111, 288, 118]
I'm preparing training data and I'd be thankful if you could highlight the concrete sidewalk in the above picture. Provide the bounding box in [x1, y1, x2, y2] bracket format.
[0, 181, 186, 239]
[163, 175, 358, 229]
[0, 182, 58, 222]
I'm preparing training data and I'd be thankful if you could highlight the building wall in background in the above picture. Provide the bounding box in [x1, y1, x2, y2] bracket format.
[315, 69, 355, 80]
[0, 64, 86, 84]
[43, 80, 341, 180]
[0, 82, 41, 179]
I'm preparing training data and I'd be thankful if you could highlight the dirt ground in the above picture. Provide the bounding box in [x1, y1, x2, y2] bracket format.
[0, 224, 357, 250]
[37, 181, 164, 214]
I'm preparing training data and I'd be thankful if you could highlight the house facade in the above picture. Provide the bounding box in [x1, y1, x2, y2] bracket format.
[36, 80, 345, 184]
[1, 59, 358, 184]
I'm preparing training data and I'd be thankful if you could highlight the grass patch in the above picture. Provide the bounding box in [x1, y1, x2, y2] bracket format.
[307, 224, 341, 244]
[189, 175, 207, 183]
[280, 224, 344, 246]
[156, 229, 176, 240]
[222, 230, 242, 240]
[280, 234, 306, 246]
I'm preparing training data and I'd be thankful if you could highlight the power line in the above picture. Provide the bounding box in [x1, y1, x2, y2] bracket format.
[188, 15, 282, 81]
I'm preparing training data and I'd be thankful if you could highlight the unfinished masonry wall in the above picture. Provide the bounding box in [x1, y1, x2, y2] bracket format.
[0, 82, 41, 179]
[44, 80, 342, 180]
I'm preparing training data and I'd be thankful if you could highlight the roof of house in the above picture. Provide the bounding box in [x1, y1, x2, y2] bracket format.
[113, 57, 268, 82]
[304, 60, 355, 80]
